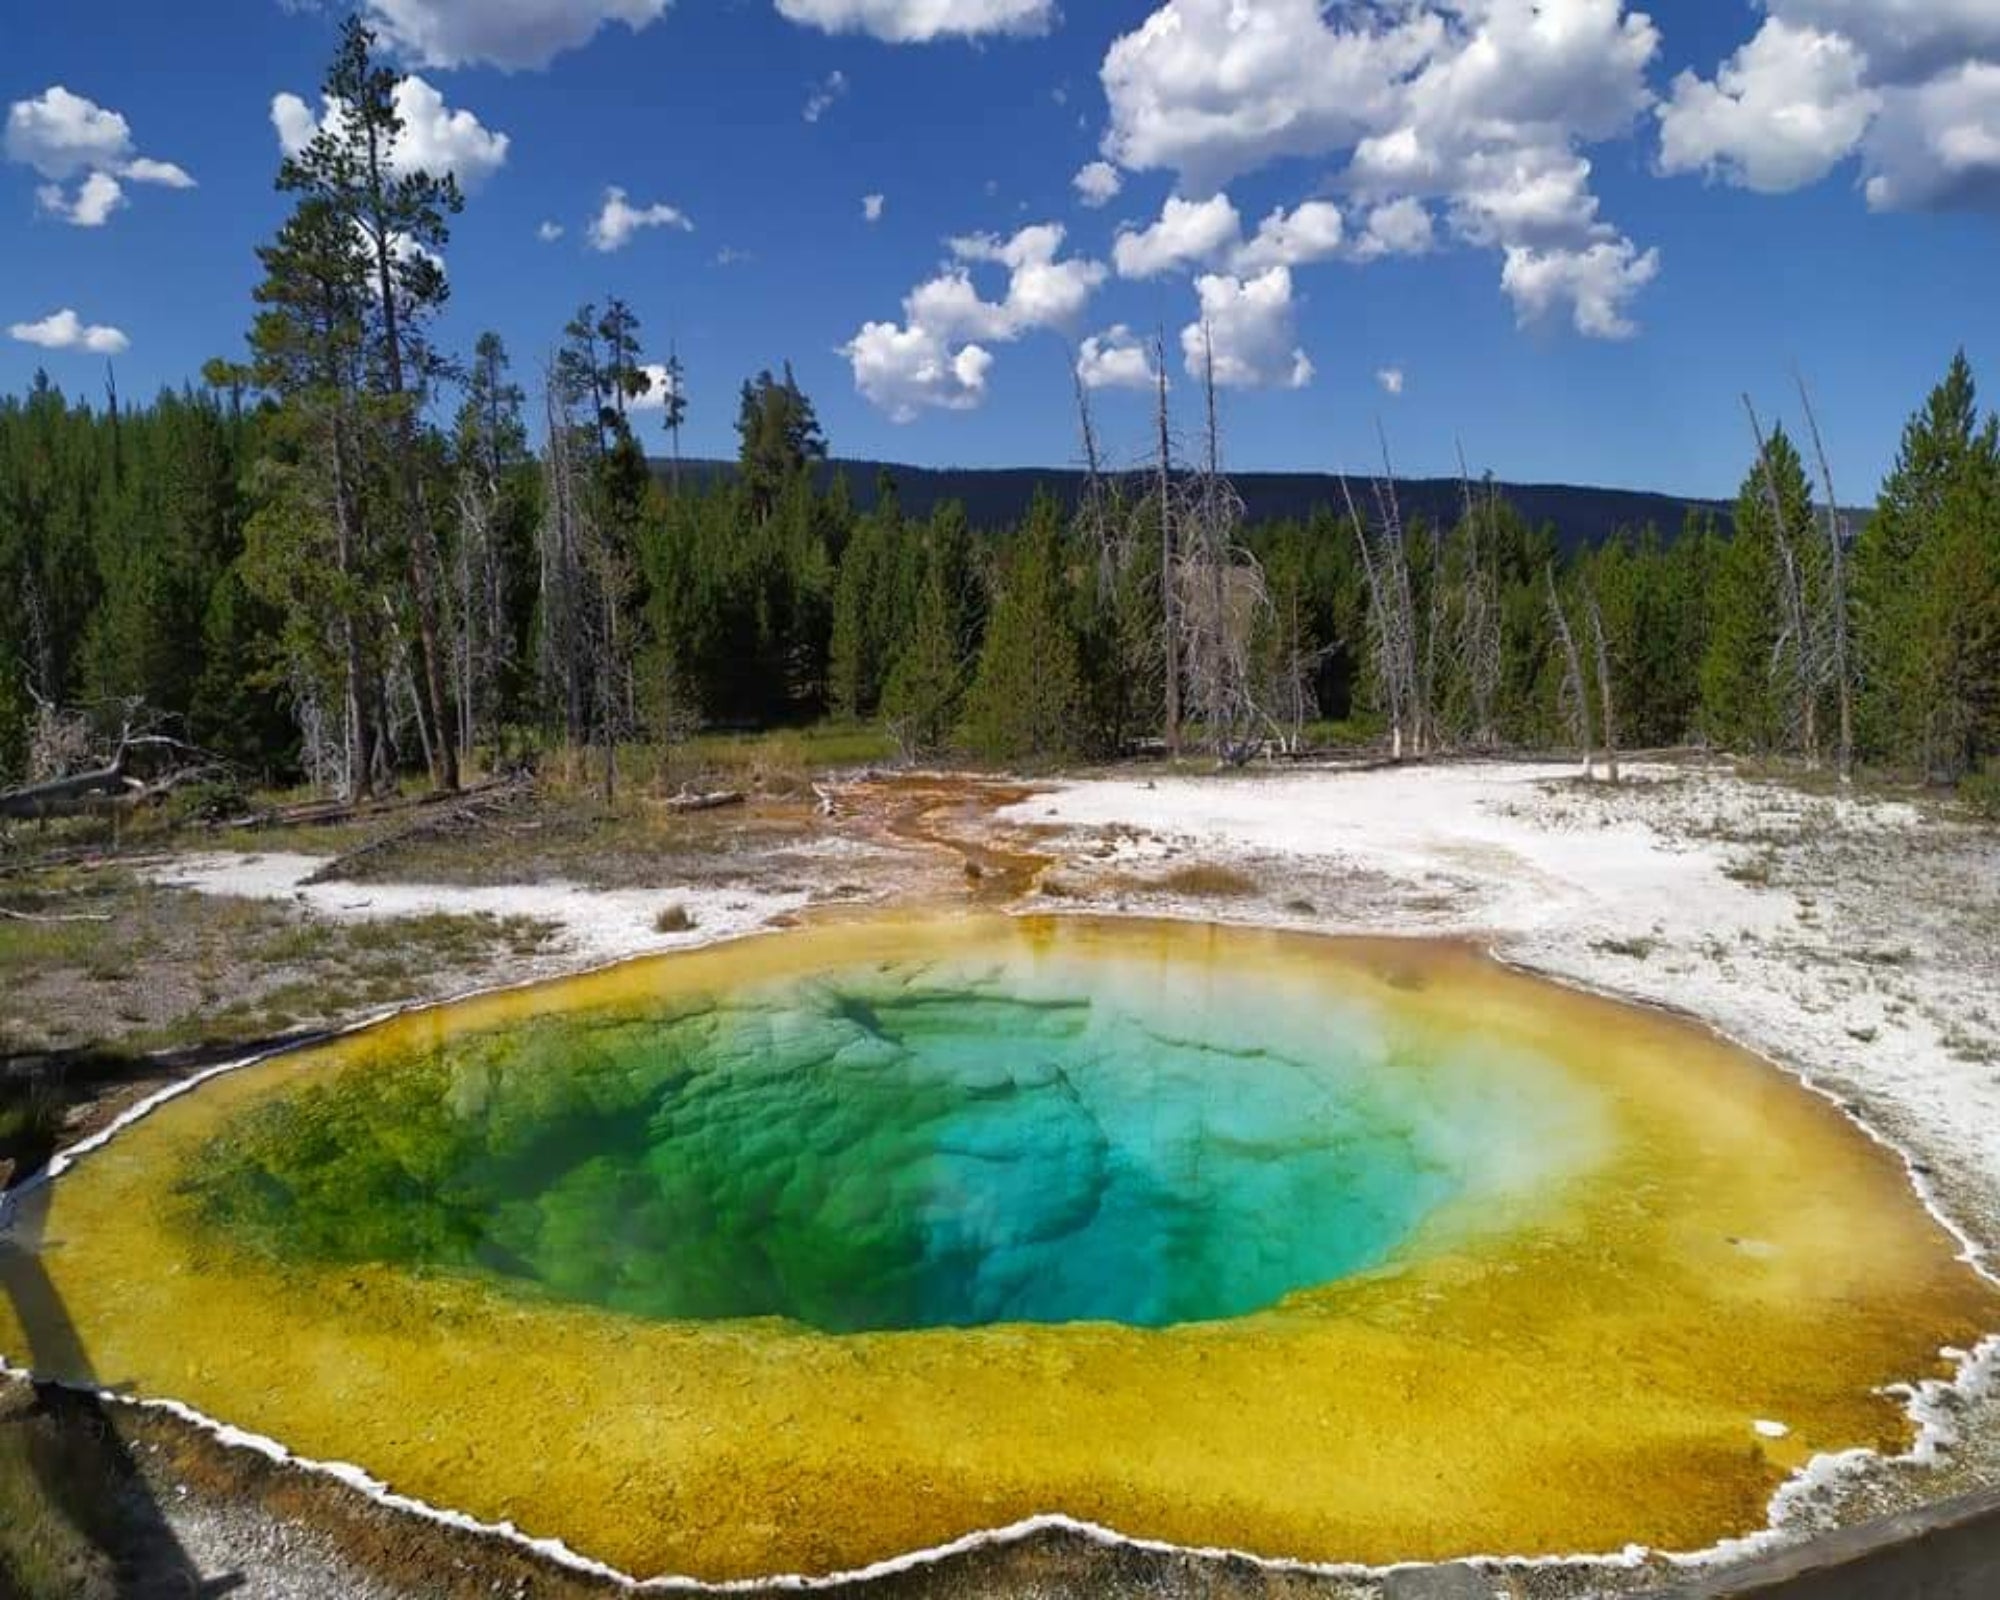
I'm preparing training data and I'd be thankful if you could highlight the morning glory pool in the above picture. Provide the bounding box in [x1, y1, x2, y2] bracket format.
[4, 915, 1992, 1583]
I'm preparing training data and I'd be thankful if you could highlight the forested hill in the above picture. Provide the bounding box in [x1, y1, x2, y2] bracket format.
[655, 457, 1736, 553]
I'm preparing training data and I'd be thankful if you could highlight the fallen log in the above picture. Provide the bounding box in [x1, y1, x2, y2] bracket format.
[301, 774, 536, 885]
[0, 735, 211, 822]
[665, 788, 746, 815]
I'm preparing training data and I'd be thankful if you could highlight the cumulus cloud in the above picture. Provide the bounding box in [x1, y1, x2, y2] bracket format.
[1377, 366, 1406, 396]
[775, 0, 1053, 44]
[5, 86, 133, 179]
[36, 170, 125, 228]
[1095, 0, 1665, 338]
[588, 187, 694, 251]
[1352, 196, 1436, 259]
[803, 71, 849, 124]
[1234, 200, 1346, 272]
[1866, 63, 2000, 212]
[536, 220, 564, 242]
[1113, 193, 1242, 278]
[9, 307, 129, 354]
[1658, 19, 1878, 193]
[845, 222, 1105, 418]
[844, 323, 995, 420]
[271, 76, 510, 191]
[356, 0, 670, 71]
[1661, 2, 2000, 214]
[1073, 159, 1122, 208]
[1182, 267, 1313, 390]
[1499, 237, 1659, 339]
[6, 86, 194, 226]
[1076, 325, 1158, 390]
[863, 192, 886, 222]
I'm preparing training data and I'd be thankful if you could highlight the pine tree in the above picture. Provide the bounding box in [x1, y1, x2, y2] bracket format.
[1701, 428, 1813, 753]
[961, 495, 1082, 762]
[1855, 352, 2000, 776]
[277, 14, 465, 789]
[736, 364, 826, 521]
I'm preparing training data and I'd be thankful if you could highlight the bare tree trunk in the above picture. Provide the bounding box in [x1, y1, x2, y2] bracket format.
[1547, 566, 1595, 779]
[1154, 333, 1180, 759]
[1583, 576, 1619, 785]
[328, 413, 375, 803]
[1743, 395, 1822, 766]
[1341, 475, 1413, 762]
[1795, 372, 1855, 785]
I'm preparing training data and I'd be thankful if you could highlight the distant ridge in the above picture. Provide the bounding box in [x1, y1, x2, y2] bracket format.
[652, 457, 1736, 553]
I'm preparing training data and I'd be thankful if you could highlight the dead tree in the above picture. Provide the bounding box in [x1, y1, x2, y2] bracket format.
[1794, 373, 1855, 784]
[1581, 575, 1619, 785]
[1373, 433, 1430, 756]
[0, 722, 214, 820]
[1743, 395, 1826, 765]
[1456, 448, 1504, 749]
[1341, 449, 1423, 763]
[1152, 331, 1181, 758]
[1073, 359, 1119, 601]
[1178, 326, 1269, 764]
[539, 366, 589, 758]
[1547, 565, 1595, 779]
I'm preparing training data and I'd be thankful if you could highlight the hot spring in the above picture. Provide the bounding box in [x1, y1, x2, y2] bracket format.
[3, 915, 1993, 1582]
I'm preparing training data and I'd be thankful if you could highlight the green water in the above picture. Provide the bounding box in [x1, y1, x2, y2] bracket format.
[181, 942, 1580, 1331]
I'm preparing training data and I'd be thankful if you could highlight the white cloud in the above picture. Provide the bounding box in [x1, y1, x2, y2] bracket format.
[1773, 1, 2000, 83]
[271, 76, 509, 192]
[1662, 3, 2000, 215]
[1096, 0, 1664, 338]
[1073, 159, 1122, 208]
[1234, 199, 1345, 272]
[863, 192, 886, 223]
[536, 220, 564, 242]
[588, 186, 694, 252]
[6, 86, 193, 226]
[1113, 192, 1241, 278]
[945, 223, 1108, 331]
[844, 322, 994, 420]
[1377, 366, 1406, 396]
[357, 0, 670, 70]
[775, 0, 1053, 44]
[1499, 237, 1659, 339]
[1658, 19, 1878, 194]
[1076, 325, 1159, 390]
[9, 307, 129, 354]
[1352, 196, 1436, 259]
[1865, 62, 2000, 212]
[846, 222, 1104, 418]
[36, 170, 124, 227]
[120, 157, 194, 188]
[1181, 267, 1313, 390]
[803, 70, 849, 124]
[5, 87, 132, 179]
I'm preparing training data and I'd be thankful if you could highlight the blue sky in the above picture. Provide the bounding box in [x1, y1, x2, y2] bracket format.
[5, 1, 1996, 500]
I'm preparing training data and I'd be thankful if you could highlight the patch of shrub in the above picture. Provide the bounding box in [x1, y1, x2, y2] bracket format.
[1962, 761, 2000, 822]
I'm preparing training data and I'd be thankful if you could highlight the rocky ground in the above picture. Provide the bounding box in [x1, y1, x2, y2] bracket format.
[2, 755, 1996, 1600]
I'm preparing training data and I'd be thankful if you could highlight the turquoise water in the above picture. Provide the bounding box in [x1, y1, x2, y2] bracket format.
[183, 942, 1583, 1332]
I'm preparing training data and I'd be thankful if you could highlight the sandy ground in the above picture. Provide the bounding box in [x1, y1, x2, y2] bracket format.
[13, 757, 2000, 1599]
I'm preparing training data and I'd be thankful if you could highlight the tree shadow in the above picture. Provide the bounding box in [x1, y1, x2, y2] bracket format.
[1, 1168, 244, 1598]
